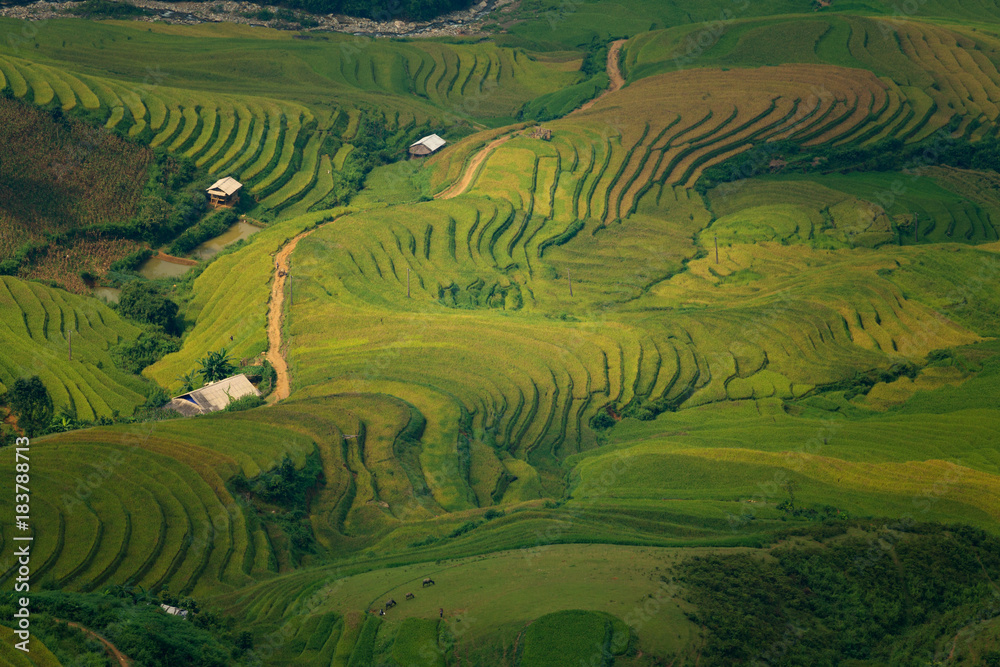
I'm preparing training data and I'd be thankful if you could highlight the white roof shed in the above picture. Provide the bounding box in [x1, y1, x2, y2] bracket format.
[409, 134, 447, 155]
[207, 177, 243, 197]
[165, 374, 260, 416]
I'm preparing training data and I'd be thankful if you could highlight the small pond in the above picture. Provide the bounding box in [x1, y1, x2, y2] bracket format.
[138, 256, 194, 280]
[191, 221, 262, 260]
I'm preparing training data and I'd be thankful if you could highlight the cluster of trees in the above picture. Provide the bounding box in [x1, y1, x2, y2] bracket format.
[814, 361, 920, 401]
[113, 331, 181, 374]
[0, 589, 252, 666]
[0, 373, 173, 441]
[231, 453, 324, 562]
[169, 208, 238, 256]
[312, 110, 444, 210]
[109, 150, 207, 246]
[117, 280, 182, 335]
[1, 377, 53, 438]
[681, 522, 1000, 665]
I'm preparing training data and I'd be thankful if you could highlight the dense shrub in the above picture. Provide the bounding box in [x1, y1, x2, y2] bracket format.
[169, 208, 238, 255]
[111, 330, 181, 374]
[223, 394, 266, 412]
[681, 525, 1000, 665]
[118, 281, 181, 334]
[5, 376, 54, 437]
[0, 591, 243, 667]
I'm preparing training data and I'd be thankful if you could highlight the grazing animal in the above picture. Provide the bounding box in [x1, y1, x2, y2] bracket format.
[386, 599, 397, 609]
[422, 578, 435, 587]
[405, 593, 415, 600]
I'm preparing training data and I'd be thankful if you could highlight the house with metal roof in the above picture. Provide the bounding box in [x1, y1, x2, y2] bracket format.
[409, 134, 447, 157]
[206, 176, 243, 207]
[160, 604, 189, 618]
[165, 374, 260, 417]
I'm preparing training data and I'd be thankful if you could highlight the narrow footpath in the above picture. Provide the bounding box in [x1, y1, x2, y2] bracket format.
[435, 38, 627, 203]
[265, 228, 320, 402]
[263, 41, 628, 398]
[574, 38, 627, 114]
[434, 133, 515, 200]
[57, 619, 132, 667]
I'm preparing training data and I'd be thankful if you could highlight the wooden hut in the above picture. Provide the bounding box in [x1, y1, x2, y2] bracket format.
[409, 134, 447, 157]
[206, 177, 243, 207]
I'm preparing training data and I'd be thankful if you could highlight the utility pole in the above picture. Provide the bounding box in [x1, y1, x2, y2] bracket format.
[714, 235, 719, 264]
[567, 269, 573, 297]
[407, 267, 411, 298]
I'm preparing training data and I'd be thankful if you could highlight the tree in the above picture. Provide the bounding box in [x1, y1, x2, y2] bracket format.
[235, 631, 254, 651]
[175, 372, 197, 393]
[196, 349, 235, 384]
[117, 281, 180, 334]
[8, 376, 54, 437]
[112, 331, 180, 374]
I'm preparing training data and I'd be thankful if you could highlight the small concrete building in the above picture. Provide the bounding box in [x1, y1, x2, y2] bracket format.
[409, 134, 447, 157]
[206, 177, 243, 207]
[165, 374, 260, 417]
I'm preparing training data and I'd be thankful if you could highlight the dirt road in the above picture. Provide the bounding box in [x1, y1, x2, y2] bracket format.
[266, 228, 319, 402]
[434, 133, 515, 200]
[434, 40, 626, 201]
[59, 620, 131, 666]
[574, 38, 627, 114]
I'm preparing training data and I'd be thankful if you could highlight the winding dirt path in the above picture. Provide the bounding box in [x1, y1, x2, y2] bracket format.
[574, 38, 627, 114]
[266, 228, 320, 402]
[434, 133, 515, 200]
[58, 620, 131, 666]
[433, 40, 626, 203]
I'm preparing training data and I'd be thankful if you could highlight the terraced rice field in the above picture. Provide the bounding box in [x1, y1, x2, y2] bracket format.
[0, 626, 61, 666]
[0, 52, 335, 209]
[148, 65, 995, 512]
[144, 209, 345, 392]
[703, 170, 1000, 247]
[6, 6, 1000, 664]
[0, 396, 478, 598]
[0, 413, 318, 597]
[302, 39, 568, 122]
[624, 15, 1000, 143]
[0, 20, 583, 218]
[282, 166, 976, 490]
[0, 276, 148, 420]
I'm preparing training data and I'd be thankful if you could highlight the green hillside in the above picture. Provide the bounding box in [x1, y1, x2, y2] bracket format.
[3, 0, 1000, 664]
[0, 276, 150, 420]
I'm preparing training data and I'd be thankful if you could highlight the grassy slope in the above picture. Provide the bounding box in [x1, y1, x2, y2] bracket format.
[0, 276, 148, 419]
[0, 406, 321, 599]
[0, 18, 579, 123]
